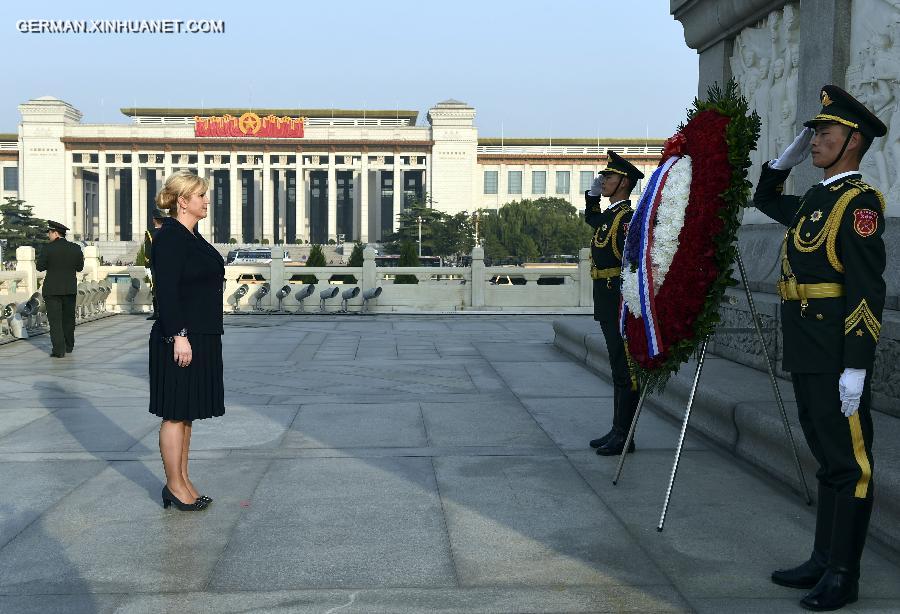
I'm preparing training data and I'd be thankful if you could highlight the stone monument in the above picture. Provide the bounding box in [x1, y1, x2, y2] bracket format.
[671, 0, 900, 415]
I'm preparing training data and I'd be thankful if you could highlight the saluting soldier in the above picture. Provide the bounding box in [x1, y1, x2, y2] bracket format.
[144, 211, 165, 320]
[585, 151, 644, 456]
[753, 85, 887, 611]
[35, 220, 84, 358]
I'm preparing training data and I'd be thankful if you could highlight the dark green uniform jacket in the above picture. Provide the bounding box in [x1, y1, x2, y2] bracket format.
[144, 229, 156, 268]
[584, 191, 632, 322]
[753, 163, 886, 372]
[36, 238, 84, 295]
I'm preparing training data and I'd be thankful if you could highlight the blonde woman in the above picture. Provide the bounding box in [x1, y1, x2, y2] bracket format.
[150, 170, 225, 511]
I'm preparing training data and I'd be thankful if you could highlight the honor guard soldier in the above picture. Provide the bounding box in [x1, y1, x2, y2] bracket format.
[144, 211, 166, 320]
[585, 151, 644, 456]
[35, 220, 84, 358]
[753, 85, 887, 611]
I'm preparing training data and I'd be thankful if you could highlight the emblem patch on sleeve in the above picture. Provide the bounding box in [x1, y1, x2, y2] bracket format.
[853, 209, 878, 237]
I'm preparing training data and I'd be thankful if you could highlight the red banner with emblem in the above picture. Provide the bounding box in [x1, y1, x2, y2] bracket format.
[194, 112, 305, 138]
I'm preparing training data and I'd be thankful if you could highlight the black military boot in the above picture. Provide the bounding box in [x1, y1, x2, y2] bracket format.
[596, 428, 634, 456]
[590, 389, 619, 448]
[772, 484, 835, 588]
[800, 495, 872, 611]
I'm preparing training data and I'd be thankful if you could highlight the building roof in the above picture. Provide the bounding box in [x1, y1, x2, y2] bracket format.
[120, 107, 419, 123]
[478, 137, 666, 146]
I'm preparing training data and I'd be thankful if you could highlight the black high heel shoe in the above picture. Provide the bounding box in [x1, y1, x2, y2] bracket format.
[161, 486, 206, 511]
[198, 495, 213, 505]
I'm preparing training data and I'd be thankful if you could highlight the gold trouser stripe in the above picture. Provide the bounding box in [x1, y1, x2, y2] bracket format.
[848, 413, 872, 498]
[591, 266, 621, 280]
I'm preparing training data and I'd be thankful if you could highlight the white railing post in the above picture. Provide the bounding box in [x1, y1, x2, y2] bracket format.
[362, 246, 377, 289]
[83, 245, 102, 282]
[471, 246, 485, 308]
[270, 246, 286, 305]
[579, 247, 592, 307]
[15, 247, 37, 295]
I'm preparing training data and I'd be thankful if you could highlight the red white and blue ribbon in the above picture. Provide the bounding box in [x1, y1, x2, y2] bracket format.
[620, 155, 679, 357]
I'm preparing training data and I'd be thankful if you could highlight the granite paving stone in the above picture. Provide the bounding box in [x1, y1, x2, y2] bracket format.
[0, 313, 896, 613]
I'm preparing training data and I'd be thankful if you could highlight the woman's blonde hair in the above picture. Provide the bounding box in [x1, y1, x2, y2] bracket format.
[155, 170, 210, 216]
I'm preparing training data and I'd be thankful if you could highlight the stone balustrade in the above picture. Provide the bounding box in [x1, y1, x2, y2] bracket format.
[0, 244, 595, 342]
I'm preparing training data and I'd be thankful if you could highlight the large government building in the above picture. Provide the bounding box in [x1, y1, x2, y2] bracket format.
[0, 97, 662, 247]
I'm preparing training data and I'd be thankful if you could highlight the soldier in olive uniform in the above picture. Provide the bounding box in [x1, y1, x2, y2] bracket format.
[144, 211, 165, 320]
[753, 85, 887, 611]
[585, 151, 645, 456]
[35, 221, 84, 358]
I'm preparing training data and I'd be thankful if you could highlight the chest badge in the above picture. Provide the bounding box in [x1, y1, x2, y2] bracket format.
[622, 222, 629, 234]
[853, 209, 878, 237]
[810, 210, 823, 222]
[601, 224, 608, 232]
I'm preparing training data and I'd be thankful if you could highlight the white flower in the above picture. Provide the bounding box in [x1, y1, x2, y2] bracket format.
[620, 156, 693, 318]
[650, 156, 692, 291]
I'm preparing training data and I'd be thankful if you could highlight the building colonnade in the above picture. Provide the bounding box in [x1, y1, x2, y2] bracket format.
[67, 147, 429, 244]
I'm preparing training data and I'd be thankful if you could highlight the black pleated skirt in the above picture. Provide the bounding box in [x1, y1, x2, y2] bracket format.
[149, 325, 225, 421]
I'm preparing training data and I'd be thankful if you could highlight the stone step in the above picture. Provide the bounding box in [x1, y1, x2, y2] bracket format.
[553, 316, 900, 554]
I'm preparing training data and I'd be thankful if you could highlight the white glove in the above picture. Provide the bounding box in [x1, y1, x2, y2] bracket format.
[839, 368, 866, 417]
[771, 127, 814, 170]
[588, 174, 605, 197]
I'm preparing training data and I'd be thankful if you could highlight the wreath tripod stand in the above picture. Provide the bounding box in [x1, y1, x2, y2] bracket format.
[612, 246, 812, 531]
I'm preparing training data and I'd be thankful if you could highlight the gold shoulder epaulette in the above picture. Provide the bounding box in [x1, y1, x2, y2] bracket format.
[846, 178, 886, 212]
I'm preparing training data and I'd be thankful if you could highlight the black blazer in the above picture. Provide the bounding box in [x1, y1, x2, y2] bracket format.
[151, 217, 225, 337]
[36, 238, 84, 296]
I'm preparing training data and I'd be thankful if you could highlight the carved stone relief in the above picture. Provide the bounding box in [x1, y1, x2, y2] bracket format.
[846, 0, 900, 208]
[730, 3, 799, 186]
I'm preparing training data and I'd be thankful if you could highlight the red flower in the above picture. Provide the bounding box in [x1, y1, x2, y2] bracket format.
[627, 110, 731, 369]
[661, 132, 688, 162]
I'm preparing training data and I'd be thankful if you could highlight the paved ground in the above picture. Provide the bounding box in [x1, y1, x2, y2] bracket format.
[0, 314, 898, 614]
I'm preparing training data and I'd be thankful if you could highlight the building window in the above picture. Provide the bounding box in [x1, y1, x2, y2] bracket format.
[508, 171, 522, 194]
[484, 170, 498, 194]
[555, 171, 570, 194]
[2, 166, 18, 191]
[532, 170, 546, 194]
[580, 171, 594, 193]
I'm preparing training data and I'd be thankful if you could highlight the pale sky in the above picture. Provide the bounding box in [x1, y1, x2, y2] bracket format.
[2, 0, 698, 139]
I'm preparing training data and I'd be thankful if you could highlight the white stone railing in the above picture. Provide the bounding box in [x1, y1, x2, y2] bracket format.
[3, 245, 594, 331]
[215, 246, 593, 313]
[0, 245, 120, 342]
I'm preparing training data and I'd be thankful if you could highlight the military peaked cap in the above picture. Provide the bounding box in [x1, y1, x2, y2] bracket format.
[47, 220, 69, 233]
[804, 84, 887, 139]
[600, 151, 645, 184]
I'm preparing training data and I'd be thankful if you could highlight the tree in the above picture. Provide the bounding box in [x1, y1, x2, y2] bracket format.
[297, 244, 327, 285]
[477, 198, 592, 264]
[394, 240, 419, 284]
[382, 195, 474, 262]
[135, 243, 148, 266]
[0, 197, 48, 260]
[347, 242, 365, 267]
[333, 242, 364, 284]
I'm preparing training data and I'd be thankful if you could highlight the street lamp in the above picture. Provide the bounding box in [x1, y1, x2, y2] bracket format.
[416, 215, 423, 257]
